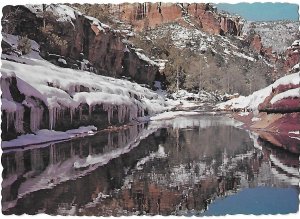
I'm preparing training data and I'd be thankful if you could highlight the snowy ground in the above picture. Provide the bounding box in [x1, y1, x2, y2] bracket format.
[145, 23, 260, 64]
[243, 20, 300, 53]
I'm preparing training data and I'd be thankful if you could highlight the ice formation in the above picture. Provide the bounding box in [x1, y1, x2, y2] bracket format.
[1, 33, 167, 138]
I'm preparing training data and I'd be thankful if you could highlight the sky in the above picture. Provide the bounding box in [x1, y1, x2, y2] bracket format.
[215, 3, 299, 21]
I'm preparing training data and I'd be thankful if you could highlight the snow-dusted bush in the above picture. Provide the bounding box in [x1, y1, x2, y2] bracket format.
[17, 36, 32, 55]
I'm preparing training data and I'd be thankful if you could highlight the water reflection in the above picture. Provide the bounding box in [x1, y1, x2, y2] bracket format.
[1, 115, 299, 215]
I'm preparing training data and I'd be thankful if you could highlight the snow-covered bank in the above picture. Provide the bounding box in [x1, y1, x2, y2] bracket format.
[1, 126, 97, 149]
[217, 72, 300, 111]
[1, 57, 166, 123]
[1, 33, 170, 141]
[215, 70, 300, 147]
[270, 87, 300, 104]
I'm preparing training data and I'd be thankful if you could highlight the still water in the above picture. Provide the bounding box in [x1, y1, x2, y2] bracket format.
[2, 114, 299, 215]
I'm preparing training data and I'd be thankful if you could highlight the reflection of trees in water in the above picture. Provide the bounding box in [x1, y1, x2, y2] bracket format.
[164, 125, 253, 169]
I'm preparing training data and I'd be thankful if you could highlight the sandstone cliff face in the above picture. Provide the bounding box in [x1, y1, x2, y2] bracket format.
[250, 34, 263, 53]
[3, 5, 159, 85]
[113, 3, 183, 31]
[106, 3, 243, 36]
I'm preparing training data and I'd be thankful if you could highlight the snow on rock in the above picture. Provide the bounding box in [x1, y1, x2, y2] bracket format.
[251, 117, 261, 122]
[2, 33, 40, 52]
[291, 63, 300, 72]
[232, 51, 255, 62]
[135, 51, 159, 66]
[1, 98, 17, 112]
[291, 40, 300, 48]
[58, 58, 67, 65]
[242, 21, 299, 53]
[270, 87, 300, 104]
[238, 112, 249, 116]
[217, 72, 300, 111]
[25, 4, 110, 32]
[289, 131, 300, 135]
[2, 33, 42, 61]
[26, 4, 78, 25]
[1, 126, 97, 149]
[85, 15, 110, 32]
[1, 35, 168, 138]
[154, 59, 168, 72]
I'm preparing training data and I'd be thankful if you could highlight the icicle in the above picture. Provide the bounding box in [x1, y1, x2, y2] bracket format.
[14, 105, 24, 133]
[52, 108, 56, 130]
[53, 108, 56, 129]
[57, 108, 63, 125]
[30, 107, 36, 132]
[79, 106, 82, 121]
[70, 108, 74, 123]
[88, 104, 92, 118]
[6, 112, 9, 131]
[108, 105, 112, 124]
[103, 104, 112, 124]
[6, 112, 11, 131]
[49, 107, 58, 130]
[30, 106, 43, 132]
[128, 104, 138, 121]
[118, 105, 122, 123]
[49, 108, 53, 130]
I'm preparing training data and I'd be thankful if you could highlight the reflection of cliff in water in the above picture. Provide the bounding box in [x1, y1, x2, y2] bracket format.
[2, 123, 159, 213]
[80, 123, 298, 216]
[257, 136, 299, 186]
[258, 131, 300, 154]
[2, 115, 299, 216]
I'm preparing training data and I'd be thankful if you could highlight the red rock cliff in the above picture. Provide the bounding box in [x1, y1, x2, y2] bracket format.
[106, 3, 243, 36]
[284, 40, 300, 72]
[2, 5, 159, 85]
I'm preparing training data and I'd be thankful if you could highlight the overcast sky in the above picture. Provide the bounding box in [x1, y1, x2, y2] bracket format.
[215, 3, 299, 21]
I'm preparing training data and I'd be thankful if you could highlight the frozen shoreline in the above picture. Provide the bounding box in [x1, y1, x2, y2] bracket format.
[1, 110, 211, 151]
[1, 126, 97, 150]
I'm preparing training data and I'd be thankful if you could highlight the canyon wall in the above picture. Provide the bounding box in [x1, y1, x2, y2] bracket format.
[105, 2, 243, 36]
[2, 5, 159, 85]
